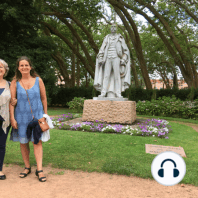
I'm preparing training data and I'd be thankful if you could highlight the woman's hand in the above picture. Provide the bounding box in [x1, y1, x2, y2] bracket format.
[10, 98, 17, 106]
[11, 118, 18, 129]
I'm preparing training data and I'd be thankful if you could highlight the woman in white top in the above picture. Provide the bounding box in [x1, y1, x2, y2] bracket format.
[0, 59, 16, 180]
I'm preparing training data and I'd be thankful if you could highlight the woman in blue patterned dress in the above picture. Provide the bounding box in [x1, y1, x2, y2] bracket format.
[10, 56, 47, 182]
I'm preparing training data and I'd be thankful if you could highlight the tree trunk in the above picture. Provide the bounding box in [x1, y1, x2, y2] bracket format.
[131, 59, 139, 88]
[76, 43, 80, 87]
[85, 72, 89, 88]
[173, 73, 178, 88]
[171, 64, 178, 88]
[71, 35, 76, 87]
[71, 51, 76, 87]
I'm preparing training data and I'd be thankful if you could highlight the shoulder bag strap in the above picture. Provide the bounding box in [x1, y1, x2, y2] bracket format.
[20, 80, 34, 119]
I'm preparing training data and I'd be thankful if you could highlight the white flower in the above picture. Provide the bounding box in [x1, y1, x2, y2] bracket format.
[159, 120, 169, 125]
[164, 127, 169, 132]
[52, 121, 60, 125]
[153, 135, 155, 137]
[130, 133, 133, 135]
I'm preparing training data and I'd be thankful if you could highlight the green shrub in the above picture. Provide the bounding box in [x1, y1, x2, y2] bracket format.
[125, 86, 153, 101]
[136, 95, 198, 119]
[67, 97, 85, 112]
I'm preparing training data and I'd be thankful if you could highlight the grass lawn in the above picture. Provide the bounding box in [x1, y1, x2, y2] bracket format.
[48, 107, 82, 116]
[4, 108, 198, 186]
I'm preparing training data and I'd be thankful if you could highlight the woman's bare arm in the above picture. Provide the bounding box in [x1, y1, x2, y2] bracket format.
[39, 78, 47, 114]
[9, 80, 18, 129]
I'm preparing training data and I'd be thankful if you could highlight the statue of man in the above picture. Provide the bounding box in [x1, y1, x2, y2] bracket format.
[94, 24, 131, 98]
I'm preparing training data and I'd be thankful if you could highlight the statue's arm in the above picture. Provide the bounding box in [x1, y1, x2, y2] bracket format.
[98, 35, 108, 57]
[97, 35, 108, 66]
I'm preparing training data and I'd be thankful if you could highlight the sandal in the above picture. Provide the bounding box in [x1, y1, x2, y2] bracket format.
[35, 170, 46, 182]
[0, 174, 6, 180]
[19, 167, 31, 178]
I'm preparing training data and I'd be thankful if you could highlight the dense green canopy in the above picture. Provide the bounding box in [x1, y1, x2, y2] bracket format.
[0, 0, 55, 80]
[0, 0, 197, 89]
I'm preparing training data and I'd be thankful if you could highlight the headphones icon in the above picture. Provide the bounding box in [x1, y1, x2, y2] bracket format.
[158, 159, 179, 178]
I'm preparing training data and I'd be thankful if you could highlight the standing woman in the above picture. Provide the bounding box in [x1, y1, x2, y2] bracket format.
[0, 59, 12, 180]
[10, 56, 47, 182]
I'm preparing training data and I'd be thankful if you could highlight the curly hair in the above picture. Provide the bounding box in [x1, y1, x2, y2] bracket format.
[0, 59, 9, 77]
[14, 56, 39, 80]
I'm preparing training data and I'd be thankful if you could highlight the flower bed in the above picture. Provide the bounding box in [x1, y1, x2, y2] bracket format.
[54, 118, 171, 139]
[51, 113, 73, 125]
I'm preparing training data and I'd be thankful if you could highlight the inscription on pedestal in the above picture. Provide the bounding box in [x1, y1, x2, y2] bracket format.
[145, 144, 186, 157]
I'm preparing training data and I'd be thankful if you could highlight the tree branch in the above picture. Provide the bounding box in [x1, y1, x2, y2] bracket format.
[41, 21, 94, 78]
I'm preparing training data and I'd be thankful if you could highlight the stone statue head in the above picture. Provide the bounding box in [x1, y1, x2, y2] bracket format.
[110, 23, 117, 34]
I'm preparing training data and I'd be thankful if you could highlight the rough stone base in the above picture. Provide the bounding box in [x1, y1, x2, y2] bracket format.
[82, 100, 136, 124]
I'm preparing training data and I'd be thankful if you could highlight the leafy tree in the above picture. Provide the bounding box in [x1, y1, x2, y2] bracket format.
[0, 0, 57, 102]
[0, 0, 55, 80]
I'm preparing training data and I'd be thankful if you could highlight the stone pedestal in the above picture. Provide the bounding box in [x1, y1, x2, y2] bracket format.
[93, 96, 128, 101]
[82, 100, 136, 124]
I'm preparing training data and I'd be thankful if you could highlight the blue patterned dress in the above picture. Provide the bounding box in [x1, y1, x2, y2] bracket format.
[10, 77, 44, 143]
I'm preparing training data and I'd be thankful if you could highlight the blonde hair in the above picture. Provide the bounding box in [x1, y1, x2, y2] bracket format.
[0, 59, 9, 77]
